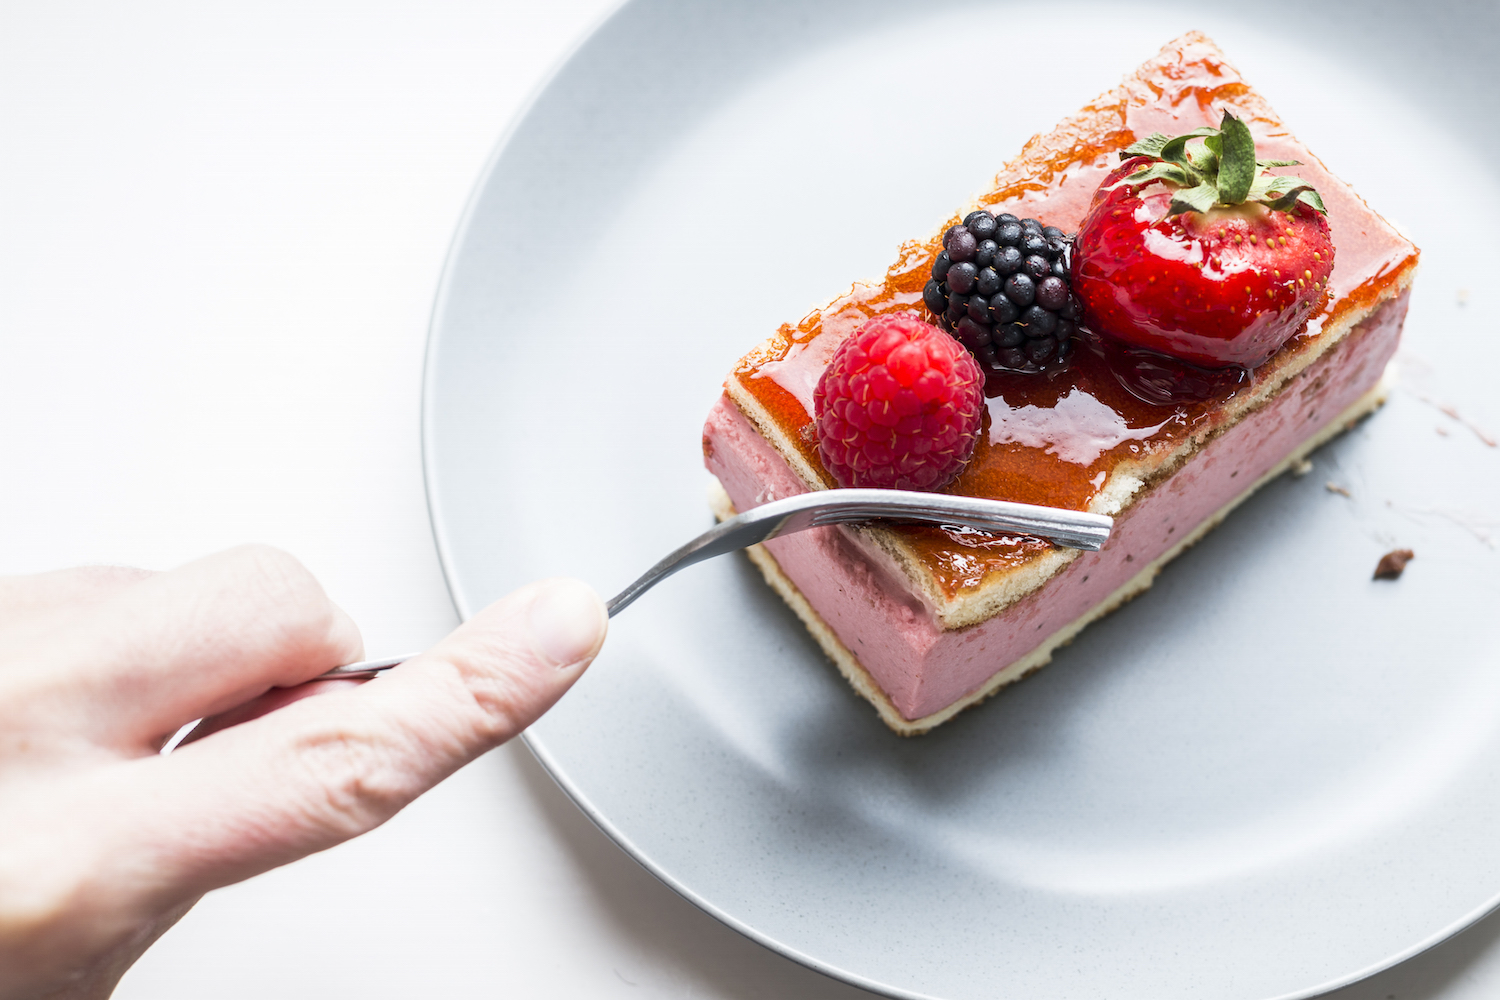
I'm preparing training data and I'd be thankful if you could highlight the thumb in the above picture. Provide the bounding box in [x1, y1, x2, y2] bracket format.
[337, 573, 609, 769]
[377, 574, 611, 743]
[123, 578, 608, 898]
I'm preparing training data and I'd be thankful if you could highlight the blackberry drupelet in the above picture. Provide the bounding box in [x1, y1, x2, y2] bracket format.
[922, 211, 1081, 376]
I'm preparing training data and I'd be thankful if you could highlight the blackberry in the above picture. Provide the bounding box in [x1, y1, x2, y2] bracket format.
[922, 210, 1080, 376]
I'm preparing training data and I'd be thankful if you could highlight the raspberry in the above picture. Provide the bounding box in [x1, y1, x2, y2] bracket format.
[813, 314, 984, 491]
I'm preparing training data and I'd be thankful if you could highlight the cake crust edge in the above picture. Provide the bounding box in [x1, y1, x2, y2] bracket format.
[712, 365, 1393, 735]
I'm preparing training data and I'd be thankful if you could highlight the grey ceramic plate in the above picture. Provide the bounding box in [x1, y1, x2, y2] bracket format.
[422, 2, 1500, 997]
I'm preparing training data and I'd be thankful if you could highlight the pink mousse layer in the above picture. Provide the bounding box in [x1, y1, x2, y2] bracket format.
[704, 292, 1408, 721]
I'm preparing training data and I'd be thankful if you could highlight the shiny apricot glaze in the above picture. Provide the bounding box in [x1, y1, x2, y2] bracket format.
[730, 34, 1418, 598]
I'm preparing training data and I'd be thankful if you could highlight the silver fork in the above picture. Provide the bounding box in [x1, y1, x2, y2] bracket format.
[316, 490, 1112, 681]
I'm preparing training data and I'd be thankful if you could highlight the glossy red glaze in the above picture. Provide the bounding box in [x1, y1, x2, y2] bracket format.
[1071, 158, 1337, 368]
[728, 34, 1418, 598]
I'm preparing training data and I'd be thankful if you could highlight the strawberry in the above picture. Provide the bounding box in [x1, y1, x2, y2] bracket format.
[1070, 110, 1334, 369]
[814, 314, 984, 491]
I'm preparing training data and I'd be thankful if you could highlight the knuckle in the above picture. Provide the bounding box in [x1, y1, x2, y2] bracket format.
[235, 544, 322, 609]
[427, 642, 550, 745]
[290, 724, 413, 838]
[230, 545, 356, 660]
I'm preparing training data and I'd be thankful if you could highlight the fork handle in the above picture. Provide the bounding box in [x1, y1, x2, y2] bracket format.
[316, 654, 417, 680]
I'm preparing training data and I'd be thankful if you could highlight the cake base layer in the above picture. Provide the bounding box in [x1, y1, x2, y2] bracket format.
[712, 367, 1391, 735]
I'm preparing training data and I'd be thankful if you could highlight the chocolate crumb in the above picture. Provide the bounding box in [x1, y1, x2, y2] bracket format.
[1373, 548, 1414, 580]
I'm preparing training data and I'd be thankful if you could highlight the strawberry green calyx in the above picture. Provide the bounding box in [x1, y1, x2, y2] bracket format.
[1118, 110, 1328, 218]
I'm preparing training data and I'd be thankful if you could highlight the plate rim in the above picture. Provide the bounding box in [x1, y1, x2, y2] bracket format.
[417, 3, 1500, 996]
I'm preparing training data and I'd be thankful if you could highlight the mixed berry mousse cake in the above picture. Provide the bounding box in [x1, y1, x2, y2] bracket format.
[701, 32, 1419, 734]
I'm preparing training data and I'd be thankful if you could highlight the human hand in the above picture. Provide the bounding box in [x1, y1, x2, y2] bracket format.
[0, 546, 607, 1000]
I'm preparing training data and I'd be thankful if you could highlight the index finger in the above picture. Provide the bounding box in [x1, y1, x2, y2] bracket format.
[114, 578, 606, 898]
[0, 546, 362, 753]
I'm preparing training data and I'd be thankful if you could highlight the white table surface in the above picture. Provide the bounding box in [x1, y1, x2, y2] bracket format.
[3, 3, 1499, 997]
